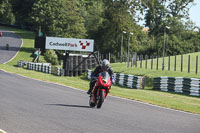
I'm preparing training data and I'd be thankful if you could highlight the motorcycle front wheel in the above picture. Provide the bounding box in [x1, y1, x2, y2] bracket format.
[97, 90, 104, 108]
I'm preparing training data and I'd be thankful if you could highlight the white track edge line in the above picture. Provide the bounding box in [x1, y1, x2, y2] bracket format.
[2, 30, 23, 64]
[0, 129, 7, 133]
[0, 69, 200, 116]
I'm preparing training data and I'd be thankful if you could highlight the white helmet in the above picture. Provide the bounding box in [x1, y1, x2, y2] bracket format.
[102, 59, 110, 71]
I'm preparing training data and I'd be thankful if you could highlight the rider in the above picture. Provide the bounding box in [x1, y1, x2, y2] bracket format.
[87, 59, 114, 94]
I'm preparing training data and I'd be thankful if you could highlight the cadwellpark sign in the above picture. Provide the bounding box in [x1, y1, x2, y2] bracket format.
[45, 37, 94, 52]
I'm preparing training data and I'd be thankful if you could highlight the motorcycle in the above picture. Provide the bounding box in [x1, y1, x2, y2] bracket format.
[89, 71, 112, 108]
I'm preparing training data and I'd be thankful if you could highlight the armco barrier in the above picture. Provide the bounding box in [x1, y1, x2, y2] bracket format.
[17, 60, 64, 76]
[153, 76, 200, 97]
[87, 70, 145, 89]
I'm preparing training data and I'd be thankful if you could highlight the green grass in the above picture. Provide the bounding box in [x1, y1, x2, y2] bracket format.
[111, 62, 200, 78]
[0, 26, 200, 114]
[0, 26, 46, 65]
[121, 52, 200, 77]
[111, 62, 200, 88]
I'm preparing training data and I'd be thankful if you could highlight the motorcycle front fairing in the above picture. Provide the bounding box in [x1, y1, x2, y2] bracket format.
[99, 71, 111, 88]
[94, 72, 111, 89]
[93, 72, 111, 98]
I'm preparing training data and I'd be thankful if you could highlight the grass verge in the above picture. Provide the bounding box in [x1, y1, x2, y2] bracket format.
[0, 26, 200, 114]
[111, 62, 200, 78]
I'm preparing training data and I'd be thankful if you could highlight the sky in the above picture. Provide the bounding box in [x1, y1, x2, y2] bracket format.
[189, 0, 200, 27]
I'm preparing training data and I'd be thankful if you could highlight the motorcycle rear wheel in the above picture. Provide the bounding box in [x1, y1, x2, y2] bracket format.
[97, 90, 104, 108]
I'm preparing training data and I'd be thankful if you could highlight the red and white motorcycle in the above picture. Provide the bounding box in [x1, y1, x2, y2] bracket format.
[89, 71, 112, 108]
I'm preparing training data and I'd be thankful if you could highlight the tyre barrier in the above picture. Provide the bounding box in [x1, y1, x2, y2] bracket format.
[27, 62, 51, 74]
[17, 60, 64, 76]
[153, 77, 200, 97]
[17, 60, 27, 67]
[87, 70, 145, 89]
[51, 66, 65, 76]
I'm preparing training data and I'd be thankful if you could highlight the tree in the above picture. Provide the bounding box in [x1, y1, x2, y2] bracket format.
[30, 0, 86, 38]
[140, 0, 198, 56]
[142, 0, 194, 35]
[168, 0, 194, 19]
[94, 0, 143, 55]
[63, 0, 86, 38]
[78, 0, 105, 39]
[9, 0, 36, 25]
[0, 0, 15, 24]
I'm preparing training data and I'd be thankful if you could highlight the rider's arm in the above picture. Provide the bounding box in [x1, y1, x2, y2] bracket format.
[108, 67, 114, 76]
[91, 66, 101, 79]
[108, 67, 115, 84]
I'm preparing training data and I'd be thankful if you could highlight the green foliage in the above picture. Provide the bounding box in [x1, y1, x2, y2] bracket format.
[1, 0, 199, 61]
[79, 0, 104, 39]
[30, 0, 86, 38]
[30, 0, 66, 36]
[142, 0, 195, 35]
[44, 50, 59, 65]
[63, 0, 86, 38]
[94, 0, 142, 55]
[139, 0, 199, 56]
[0, 0, 15, 24]
[9, 0, 36, 25]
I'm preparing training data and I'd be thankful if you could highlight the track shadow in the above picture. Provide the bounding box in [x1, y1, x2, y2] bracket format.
[45, 104, 91, 109]
[0, 30, 35, 40]
[0, 46, 34, 54]
[0, 46, 20, 51]
[0, 31, 21, 39]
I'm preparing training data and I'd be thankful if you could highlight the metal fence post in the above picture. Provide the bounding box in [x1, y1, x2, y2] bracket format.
[168, 56, 170, 71]
[151, 55, 153, 70]
[196, 55, 198, 74]
[156, 56, 158, 70]
[188, 55, 190, 73]
[145, 55, 147, 69]
[174, 55, 176, 71]
[181, 55, 183, 72]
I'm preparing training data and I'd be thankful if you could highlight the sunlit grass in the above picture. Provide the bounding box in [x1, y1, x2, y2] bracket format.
[120, 52, 200, 77]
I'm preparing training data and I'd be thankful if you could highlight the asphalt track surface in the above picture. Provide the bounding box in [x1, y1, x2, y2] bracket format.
[0, 29, 22, 64]
[0, 70, 200, 133]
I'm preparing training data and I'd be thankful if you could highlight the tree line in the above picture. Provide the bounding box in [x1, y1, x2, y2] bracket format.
[0, 0, 200, 61]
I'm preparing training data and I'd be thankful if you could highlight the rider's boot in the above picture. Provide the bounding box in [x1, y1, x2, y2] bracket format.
[87, 87, 92, 94]
[87, 81, 94, 94]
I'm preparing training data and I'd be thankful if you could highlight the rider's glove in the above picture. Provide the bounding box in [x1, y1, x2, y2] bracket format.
[90, 73, 94, 80]
[111, 77, 115, 85]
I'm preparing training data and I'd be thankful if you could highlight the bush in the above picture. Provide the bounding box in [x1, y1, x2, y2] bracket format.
[44, 50, 58, 65]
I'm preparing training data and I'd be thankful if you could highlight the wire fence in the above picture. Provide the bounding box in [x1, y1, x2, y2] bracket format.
[133, 54, 200, 74]
[99, 52, 200, 74]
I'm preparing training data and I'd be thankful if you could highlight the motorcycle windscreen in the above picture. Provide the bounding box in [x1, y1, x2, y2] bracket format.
[100, 71, 110, 83]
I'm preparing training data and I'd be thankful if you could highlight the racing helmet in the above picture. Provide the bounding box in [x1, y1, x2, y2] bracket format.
[102, 59, 110, 71]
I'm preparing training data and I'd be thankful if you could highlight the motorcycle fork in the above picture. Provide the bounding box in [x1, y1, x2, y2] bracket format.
[92, 87, 98, 103]
[98, 89, 107, 99]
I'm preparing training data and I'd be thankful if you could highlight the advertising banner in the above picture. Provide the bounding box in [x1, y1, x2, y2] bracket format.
[45, 37, 94, 52]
